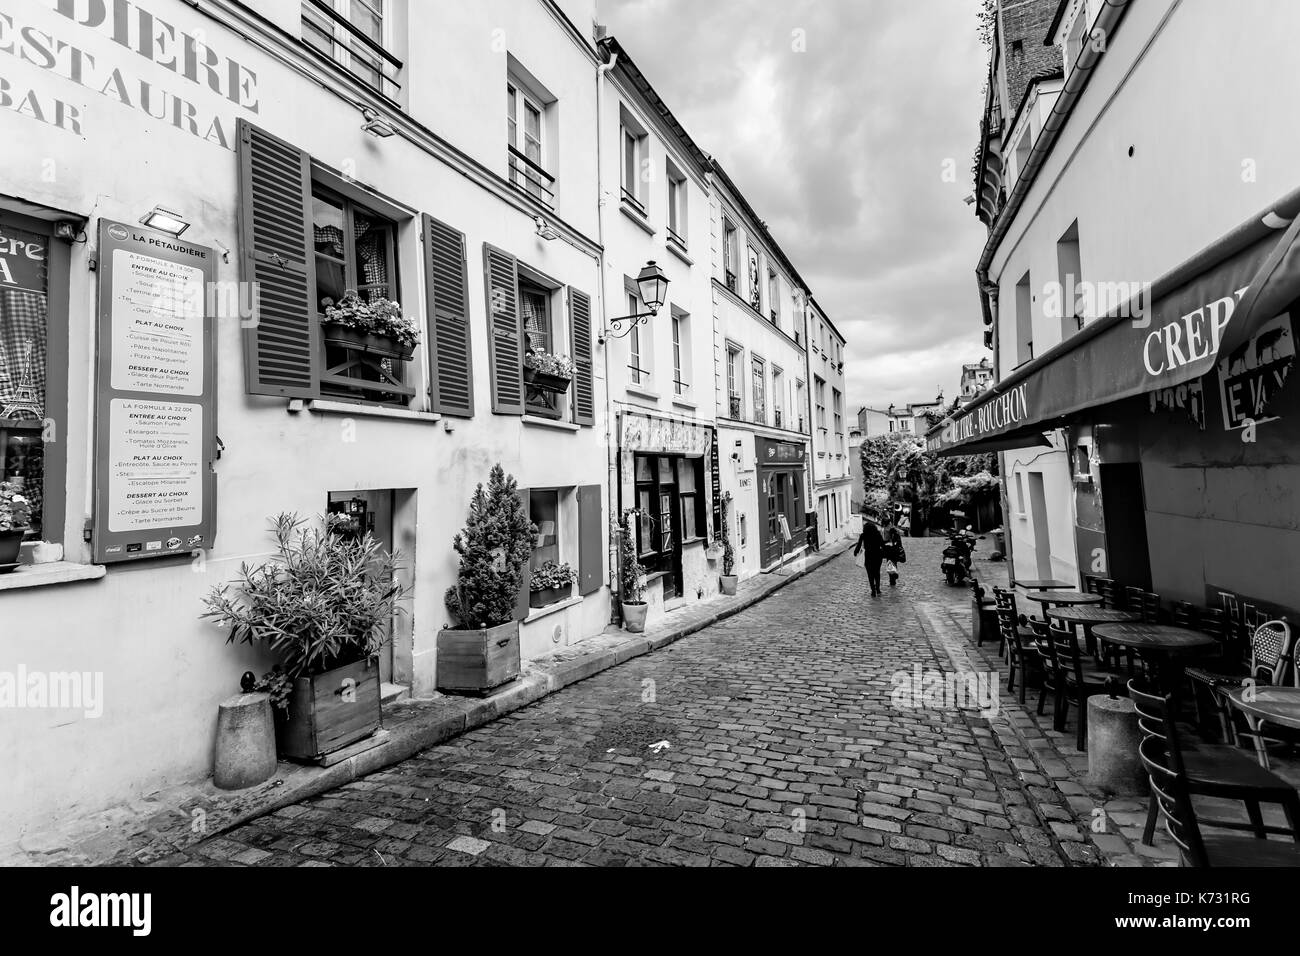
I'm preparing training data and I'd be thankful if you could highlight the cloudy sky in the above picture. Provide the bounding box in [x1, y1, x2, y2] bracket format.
[599, 0, 991, 413]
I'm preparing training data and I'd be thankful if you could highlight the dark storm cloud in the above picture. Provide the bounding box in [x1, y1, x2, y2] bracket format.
[599, 0, 991, 411]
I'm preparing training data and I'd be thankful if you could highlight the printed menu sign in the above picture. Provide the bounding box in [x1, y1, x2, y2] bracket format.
[93, 221, 216, 563]
[109, 250, 205, 395]
[107, 400, 204, 532]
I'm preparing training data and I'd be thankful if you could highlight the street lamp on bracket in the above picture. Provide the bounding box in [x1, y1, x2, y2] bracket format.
[600, 260, 669, 343]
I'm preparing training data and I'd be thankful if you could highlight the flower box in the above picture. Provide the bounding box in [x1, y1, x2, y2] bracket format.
[323, 326, 415, 361]
[523, 367, 573, 394]
[274, 657, 382, 762]
[530, 582, 574, 609]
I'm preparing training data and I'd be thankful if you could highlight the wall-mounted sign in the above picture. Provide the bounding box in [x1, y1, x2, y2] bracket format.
[0, 225, 47, 295]
[1216, 312, 1294, 432]
[755, 437, 805, 467]
[710, 426, 721, 543]
[93, 221, 217, 563]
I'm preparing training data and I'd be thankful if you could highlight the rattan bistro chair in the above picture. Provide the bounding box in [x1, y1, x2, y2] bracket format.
[1131, 679, 1300, 865]
[1186, 619, 1293, 745]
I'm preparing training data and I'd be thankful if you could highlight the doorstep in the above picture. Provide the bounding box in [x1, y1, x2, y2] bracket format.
[0, 537, 855, 867]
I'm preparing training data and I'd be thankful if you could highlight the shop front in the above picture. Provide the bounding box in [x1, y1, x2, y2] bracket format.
[931, 185, 1300, 623]
[617, 410, 717, 617]
[754, 437, 808, 569]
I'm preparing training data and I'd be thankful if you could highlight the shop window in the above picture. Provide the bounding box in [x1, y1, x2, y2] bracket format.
[0, 217, 51, 544]
[677, 458, 705, 541]
[301, 0, 403, 98]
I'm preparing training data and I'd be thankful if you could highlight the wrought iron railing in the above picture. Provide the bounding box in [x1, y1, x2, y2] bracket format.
[303, 0, 403, 97]
[729, 395, 742, 419]
[508, 145, 556, 208]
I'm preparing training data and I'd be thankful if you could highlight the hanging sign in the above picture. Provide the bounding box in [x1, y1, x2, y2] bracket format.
[93, 220, 217, 562]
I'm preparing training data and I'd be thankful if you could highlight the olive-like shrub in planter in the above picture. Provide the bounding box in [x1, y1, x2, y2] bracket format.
[614, 509, 649, 633]
[440, 465, 536, 693]
[200, 513, 407, 761]
[530, 560, 577, 609]
[0, 479, 32, 571]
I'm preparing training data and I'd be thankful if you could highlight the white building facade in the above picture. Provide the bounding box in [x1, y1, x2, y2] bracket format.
[807, 300, 852, 546]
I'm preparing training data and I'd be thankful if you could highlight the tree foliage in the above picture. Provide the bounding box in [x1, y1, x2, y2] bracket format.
[445, 465, 536, 629]
[859, 433, 999, 528]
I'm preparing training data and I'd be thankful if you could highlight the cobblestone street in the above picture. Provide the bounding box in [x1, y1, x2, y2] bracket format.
[159, 536, 1143, 868]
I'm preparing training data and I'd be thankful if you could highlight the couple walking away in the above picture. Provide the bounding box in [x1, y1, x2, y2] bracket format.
[853, 511, 905, 597]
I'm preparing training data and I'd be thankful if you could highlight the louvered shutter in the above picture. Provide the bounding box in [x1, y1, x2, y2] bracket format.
[483, 244, 524, 415]
[422, 214, 474, 417]
[515, 486, 532, 621]
[236, 118, 319, 398]
[568, 288, 595, 426]
[577, 484, 603, 596]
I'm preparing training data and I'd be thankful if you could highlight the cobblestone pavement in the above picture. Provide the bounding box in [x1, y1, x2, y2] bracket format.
[164, 537, 1120, 867]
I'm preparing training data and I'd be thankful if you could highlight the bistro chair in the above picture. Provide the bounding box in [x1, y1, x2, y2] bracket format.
[972, 583, 999, 648]
[1028, 620, 1060, 720]
[992, 587, 1031, 660]
[1044, 622, 1110, 749]
[1125, 587, 1163, 624]
[1186, 619, 1293, 744]
[1095, 577, 1122, 610]
[1083, 574, 1104, 598]
[1131, 679, 1300, 863]
[1172, 601, 1196, 628]
[998, 605, 1042, 706]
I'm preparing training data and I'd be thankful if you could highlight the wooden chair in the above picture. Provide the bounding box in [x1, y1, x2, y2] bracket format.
[1186, 619, 1293, 744]
[1171, 601, 1197, 628]
[1131, 679, 1300, 863]
[1028, 620, 1060, 720]
[1048, 623, 1111, 749]
[997, 605, 1042, 705]
[1125, 587, 1162, 624]
[992, 587, 1029, 660]
[972, 583, 999, 647]
[1096, 577, 1122, 610]
[1083, 575, 1104, 597]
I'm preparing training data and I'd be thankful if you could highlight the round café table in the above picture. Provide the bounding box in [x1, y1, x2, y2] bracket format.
[1013, 579, 1076, 591]
[1092, 623, 1217, 692]
[1046, 605, 1139, 658]
[1225, 686, 1300, 769]
[1018, 589, 1103, 620]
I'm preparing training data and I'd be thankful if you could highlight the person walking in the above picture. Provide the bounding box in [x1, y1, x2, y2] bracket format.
[854, 511, 885, 597]
[882, 520, 904, 588]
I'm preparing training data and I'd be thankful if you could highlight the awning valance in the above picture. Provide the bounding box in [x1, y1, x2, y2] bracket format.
[929, 185, 1300, 456]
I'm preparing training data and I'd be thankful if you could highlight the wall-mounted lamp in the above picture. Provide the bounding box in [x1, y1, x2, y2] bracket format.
[361, 106, 396, 138]
[140, 205, 190, 236]
[53, 220, 86, 243]
[534, 216, 560, 242]
[601, 260, 669, 342]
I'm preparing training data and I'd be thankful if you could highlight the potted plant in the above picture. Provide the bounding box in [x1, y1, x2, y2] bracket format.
[0, 480, 31, 571]
[615, 509, 649, 633]
[321, 289, 420, 361]
[530, 560, 577, 609]
[719, 492, 738, 595]
[439, 465, 535, 694]
[523, 349, 576, 393]
[200, 513, 406, 762]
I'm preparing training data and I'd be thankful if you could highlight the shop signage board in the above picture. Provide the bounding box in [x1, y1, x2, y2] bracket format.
[0, 223, 48, 295]
[92, 221, 217, 563]
[710, 425, 721, 543]
[1216, 312, 1295, 431]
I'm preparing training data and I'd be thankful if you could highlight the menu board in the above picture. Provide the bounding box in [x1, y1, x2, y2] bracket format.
[93, 221, 216, 562]
[710, 426, 721, 543]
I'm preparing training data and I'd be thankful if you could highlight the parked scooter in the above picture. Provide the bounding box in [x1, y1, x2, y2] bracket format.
[941, 526, 981, 586]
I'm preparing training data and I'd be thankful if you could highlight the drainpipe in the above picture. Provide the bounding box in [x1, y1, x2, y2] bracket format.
[596, 50, 619, 616]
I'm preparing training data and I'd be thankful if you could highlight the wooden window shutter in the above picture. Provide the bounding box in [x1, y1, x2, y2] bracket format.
[422, 214, 474, 417]
[236, 118, 319, 398]
[515, 486, 532, 621]
[568, 288, 595, 426]
[483, 244, 524, 415]
[577, 484, 603, 596]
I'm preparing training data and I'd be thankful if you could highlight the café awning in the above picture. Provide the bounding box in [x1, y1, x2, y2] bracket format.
[929, 185, 1300, 456]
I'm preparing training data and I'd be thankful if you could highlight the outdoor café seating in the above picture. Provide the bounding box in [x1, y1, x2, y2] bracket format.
[1186, 620, 1293, 743]
[1030, 620, 1110, 749]
[996, 599, 1043, 706]
[1131, 679, 1300, 867]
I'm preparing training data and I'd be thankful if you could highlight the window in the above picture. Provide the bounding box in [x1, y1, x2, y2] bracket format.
[1057, 220, 1083, 338]
[520, 277, 562, 418]
[301, 0, 401, 98]
[768, 270, 779, 324]
[747, 245, 761, 312]
[795, 380, 806, 432]
[312, 187, 410, 405]
[507, 74, 554, 208]
[676, 458, 705, 541]
[771, 367, 784, 429]
[751, 355, 766, 425]
[815, 377, 826, 430]
[671, 309, 690, 396]
[0, 214, 54, 544]
[627, 289, 650, 386]
[726, 344, 742, 419]
[723, 219, 739, 292]
[792, 294, 802, 346]
[666, 164, 688, 247]
[738, 512, 747, 548]
[1015, 270, 1033, 365]
[620, 108, 648, 213]
[1064, 5, 1089, 75]
[530, 489, 561, 574]
[833, 388, 843, 436]
[1015, 472, 1027, 516]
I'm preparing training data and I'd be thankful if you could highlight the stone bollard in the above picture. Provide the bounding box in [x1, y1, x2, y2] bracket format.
[213, 691, 278, 790]
[1087, 694, 1147, 797]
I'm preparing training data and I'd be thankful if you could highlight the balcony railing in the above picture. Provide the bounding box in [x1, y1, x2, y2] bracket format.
[508, 145, 556, 209]
[303, 0, 403, 98]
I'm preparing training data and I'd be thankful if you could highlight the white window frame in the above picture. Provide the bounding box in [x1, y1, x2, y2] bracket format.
[507, 72, 553, 207]
[302, 0, 398, 97]
[666, 162, 688, 247]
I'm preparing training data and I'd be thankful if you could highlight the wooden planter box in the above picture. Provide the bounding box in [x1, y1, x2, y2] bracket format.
[523, 367, 573, 393]
[274, 658, 381, 762]
[0, 529, 24, 571]
[530, 583, 573, 609]
[323, 326, 415, 361]
[437, 621, 521, 694]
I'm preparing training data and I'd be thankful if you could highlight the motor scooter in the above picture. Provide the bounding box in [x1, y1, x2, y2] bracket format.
[941, 526, 981, 586]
